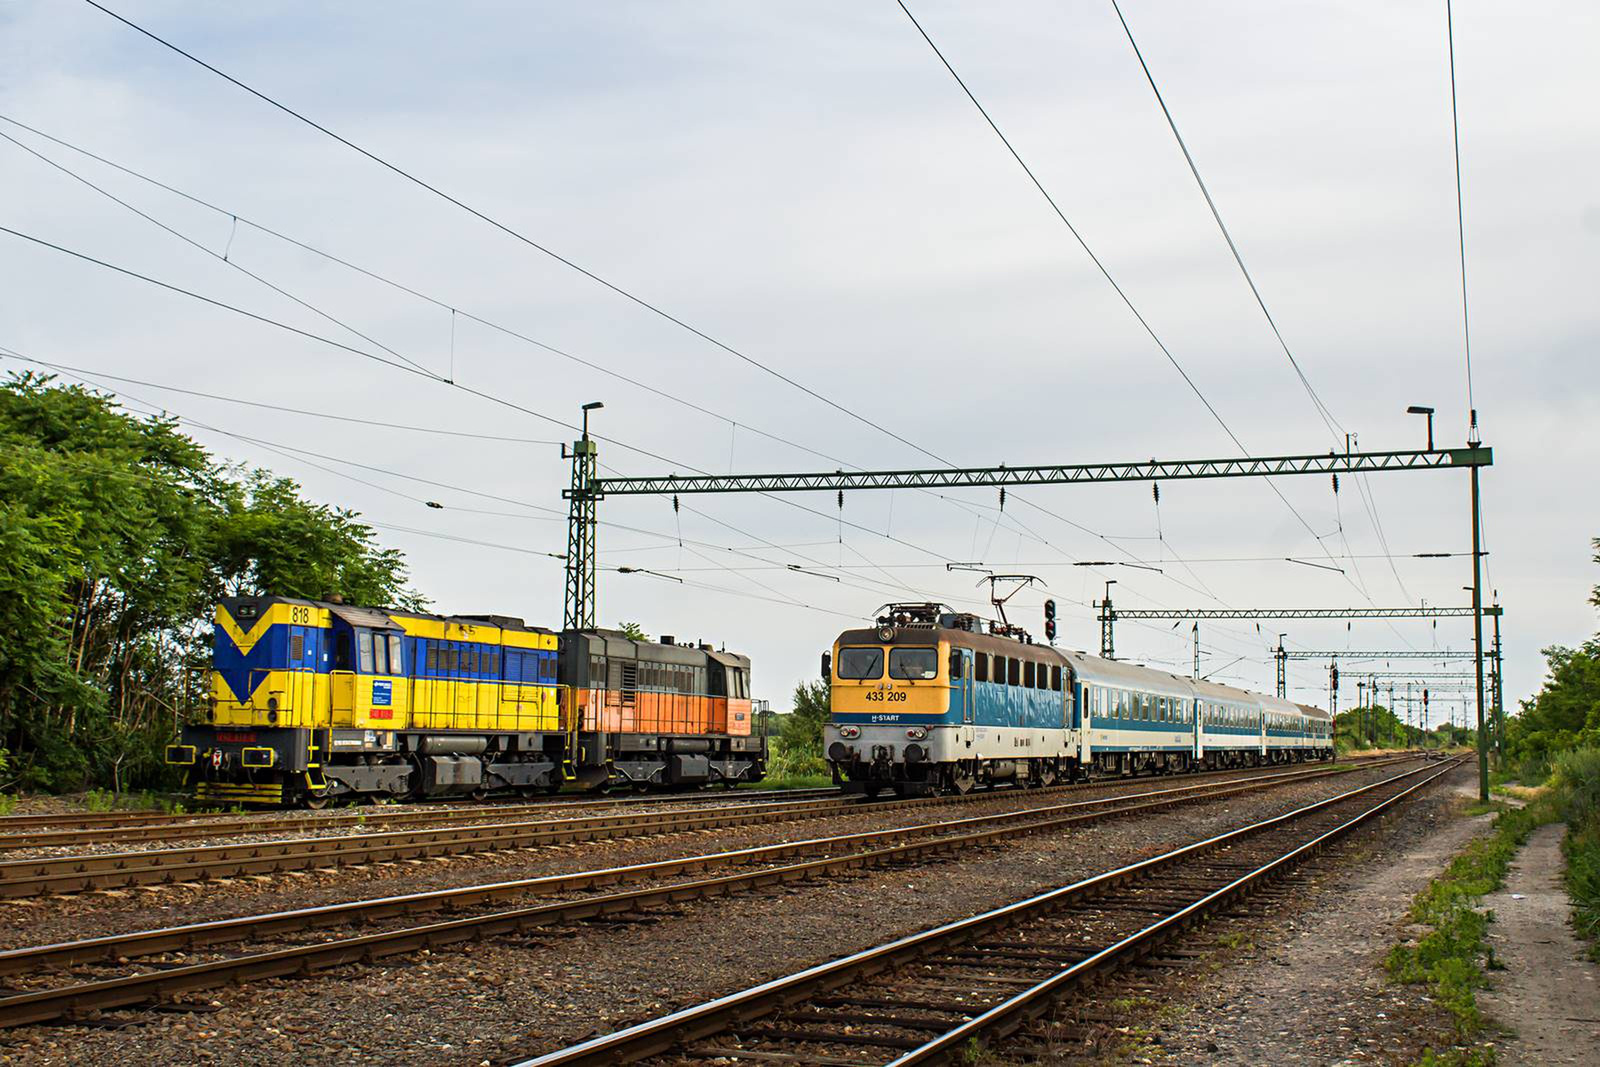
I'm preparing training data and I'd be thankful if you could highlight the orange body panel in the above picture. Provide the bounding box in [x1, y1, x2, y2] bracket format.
[579, 687, 735, 736]
[725, 697, 753, 736]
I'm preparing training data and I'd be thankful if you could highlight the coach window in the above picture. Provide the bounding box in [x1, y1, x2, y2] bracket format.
[889, 647, 939, 680]
[1006, 657, 1019, 686]
[838, 647, 884, 679]
[1023, 660, 1035, 688]
[975, 652, 989, 683]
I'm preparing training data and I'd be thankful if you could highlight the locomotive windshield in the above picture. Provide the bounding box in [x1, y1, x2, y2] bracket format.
[888, 647, 938, 680]
[837, 647, 884, 679]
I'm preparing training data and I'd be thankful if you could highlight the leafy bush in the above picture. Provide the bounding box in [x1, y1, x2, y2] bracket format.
[1552, 748, 1600, 824]
[1552, 748, 1600, 960]
[766, 741, 828, 781]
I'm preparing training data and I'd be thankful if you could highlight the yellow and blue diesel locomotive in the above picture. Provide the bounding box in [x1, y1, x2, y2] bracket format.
[822, 603, 1331, 795]
[167, 595, 764, 806]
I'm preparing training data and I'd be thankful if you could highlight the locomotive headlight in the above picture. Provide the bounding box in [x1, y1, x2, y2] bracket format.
[838, 725, 861, 740]
[905, 727, 928, 740]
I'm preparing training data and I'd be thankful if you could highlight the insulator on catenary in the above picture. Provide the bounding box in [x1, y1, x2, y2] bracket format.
[1152, 482, 1160, 504]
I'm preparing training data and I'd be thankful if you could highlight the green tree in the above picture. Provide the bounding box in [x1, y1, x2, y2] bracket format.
[1505, 536, 1600, 766]
[0, 373, 417, 792]
[615, 621, 648, 641]
[780, 679, 830, 756]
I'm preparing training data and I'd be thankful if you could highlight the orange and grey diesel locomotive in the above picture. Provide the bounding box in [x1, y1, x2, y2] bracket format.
[167, 595, 763, 806]
[823, 603, 1332, 796]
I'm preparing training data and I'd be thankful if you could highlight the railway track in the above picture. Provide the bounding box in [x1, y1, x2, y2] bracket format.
[0, 756, 1409, 844]
[0, 786, 844, 851]
[0, 759, 1376, 898]
[0, 758, 1409, 1028]
[513, 757, 1464, 1065]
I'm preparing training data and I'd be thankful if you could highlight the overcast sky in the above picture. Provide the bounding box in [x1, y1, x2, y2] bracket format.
[3, 1, 1596, 727]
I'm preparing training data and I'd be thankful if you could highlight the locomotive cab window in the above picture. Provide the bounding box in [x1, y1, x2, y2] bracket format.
[837, 647, 884, 679]
[388, 635, 403, 675]
[357, 632, 375, 674]
[1051, 665, 1061, 691]
[888, 647, 938, 680]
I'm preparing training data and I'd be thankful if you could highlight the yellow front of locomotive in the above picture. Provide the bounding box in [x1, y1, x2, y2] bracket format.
[822, 620, 953, 795]
[168, 596, 340, 805]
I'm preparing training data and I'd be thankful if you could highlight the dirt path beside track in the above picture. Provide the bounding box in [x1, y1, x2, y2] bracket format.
[1478, 822, 1600, 1065]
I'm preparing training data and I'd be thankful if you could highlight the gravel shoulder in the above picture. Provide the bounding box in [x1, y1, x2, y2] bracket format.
[0, 763, 1405, 1065]
[1054, 768, 1490, 1064]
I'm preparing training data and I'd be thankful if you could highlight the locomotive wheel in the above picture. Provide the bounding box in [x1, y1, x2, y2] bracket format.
[302, 793, 329, 810]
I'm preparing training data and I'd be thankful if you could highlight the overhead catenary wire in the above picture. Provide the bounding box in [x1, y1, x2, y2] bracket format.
[7, 347, 878, 621]
[0, 219, 1072, 628]
[1104, 2, 1413, 608]
[0, 112, 867, 475]
[0, 110, 1258, 637]
[0, 347, 1280, 671]
[892, 0, 1363, 598]
[39, 13, 1453, 681]
[1444, 0, 1476, 432]
[4, 355, 560, 446]
[82, 0, 956, 469]
[0, 126, 440, 379]
[29, 32, 1252, 635]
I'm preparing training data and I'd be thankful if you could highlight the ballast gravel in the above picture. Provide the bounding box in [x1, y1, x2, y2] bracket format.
[0, 761, 1420, 1066]
[0, 766, 1345, 952]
